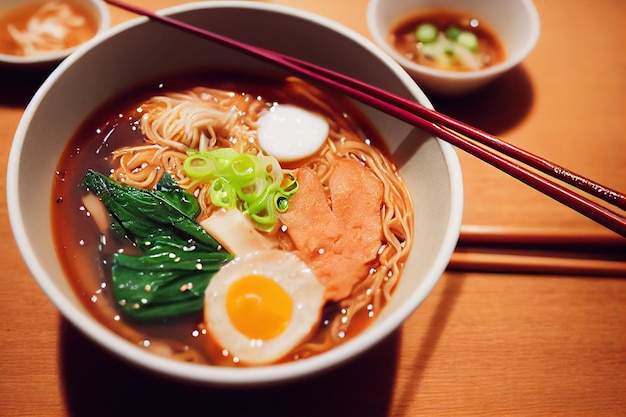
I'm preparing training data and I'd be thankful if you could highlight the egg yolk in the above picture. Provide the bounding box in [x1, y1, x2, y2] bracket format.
[226, 274, 293, 340]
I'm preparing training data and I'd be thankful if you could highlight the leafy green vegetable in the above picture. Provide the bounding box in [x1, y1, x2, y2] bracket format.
[112, 244, 232, 320]
[80, 170, 233, 321]
[81, 170, 219, 252]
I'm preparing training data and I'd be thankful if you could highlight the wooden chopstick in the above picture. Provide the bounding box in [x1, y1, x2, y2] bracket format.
[448, 251, 626, 277]
[458, 225, 626, 249]
[104, 0, 626, 238]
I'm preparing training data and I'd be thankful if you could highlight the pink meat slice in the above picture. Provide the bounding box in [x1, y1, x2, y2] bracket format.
[279, 160, 384, 301]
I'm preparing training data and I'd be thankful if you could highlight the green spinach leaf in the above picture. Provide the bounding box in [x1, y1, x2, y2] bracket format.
[80, 170, 233, 321]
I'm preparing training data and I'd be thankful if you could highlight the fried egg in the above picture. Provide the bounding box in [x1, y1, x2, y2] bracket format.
[204, 249, 325, 365]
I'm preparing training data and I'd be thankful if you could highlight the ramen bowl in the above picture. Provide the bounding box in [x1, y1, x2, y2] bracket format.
[367, 0, 540, 95]
[7, 1, 463, 386]
[0, 0, 110, 68]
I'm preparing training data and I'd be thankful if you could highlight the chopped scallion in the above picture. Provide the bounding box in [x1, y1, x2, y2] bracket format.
[183, 149, 298, 230]
[457, 31, 478, 51]
[445, 26, 462, 41]
[415, 23, 437, 43]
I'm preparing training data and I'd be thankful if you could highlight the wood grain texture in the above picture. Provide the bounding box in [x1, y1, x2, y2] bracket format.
[1, 0, 624, 416]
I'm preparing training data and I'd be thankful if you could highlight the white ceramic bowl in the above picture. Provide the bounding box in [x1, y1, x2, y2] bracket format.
[7, 1, 463, 386]
[0, 0, 110, 67]
[367, 0, 540, 95]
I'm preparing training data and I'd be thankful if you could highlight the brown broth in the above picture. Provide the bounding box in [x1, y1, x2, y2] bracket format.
[0, 1, 98, 56]
[389, 8, 505, 72]
[51, 72, 391, 366]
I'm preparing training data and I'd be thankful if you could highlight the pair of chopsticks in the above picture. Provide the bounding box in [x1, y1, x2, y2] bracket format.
[105, 0, 626, 238]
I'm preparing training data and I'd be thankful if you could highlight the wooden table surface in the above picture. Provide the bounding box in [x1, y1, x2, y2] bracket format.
[1, 0, 625, 416]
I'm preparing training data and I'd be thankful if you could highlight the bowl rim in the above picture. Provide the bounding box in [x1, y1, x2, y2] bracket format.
[0, 0, 111, 66]
[7, 0, 464, 386]
[366, 0, 541, 80]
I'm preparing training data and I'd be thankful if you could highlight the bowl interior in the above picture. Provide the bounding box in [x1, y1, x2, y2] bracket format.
[8, 1, 463, 385]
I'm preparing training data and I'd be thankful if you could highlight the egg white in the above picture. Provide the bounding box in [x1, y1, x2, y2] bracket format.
[204, 249, 325, 365]
[257, 104, 329, 162]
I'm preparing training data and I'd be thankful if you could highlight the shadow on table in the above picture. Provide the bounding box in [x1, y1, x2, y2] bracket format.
[428, 65, 535, 136]
[59, 319, 399, 417]
[0, 66, 53, 107]
[393, 274, 466, 408]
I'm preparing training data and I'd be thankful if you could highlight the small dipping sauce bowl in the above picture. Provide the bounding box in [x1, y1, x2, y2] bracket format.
[367, 0, 540, 95]
[0, 0, 110, 68]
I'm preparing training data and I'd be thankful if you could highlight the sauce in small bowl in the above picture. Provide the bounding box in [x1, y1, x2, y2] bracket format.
[367, 0, 540, 95]
[0, 0, 109, 67]
[389, 9, 505, 73]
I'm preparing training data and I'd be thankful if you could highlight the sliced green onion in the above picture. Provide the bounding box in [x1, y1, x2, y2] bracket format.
[183, 149, 298, 230]
[209, 177, 237, 208]
[240, 183, 272, 216]
[280, 174, 299, 197]
[457, 31, 478, 51]
[248, 197, 277, 227]
[445, 26, 462, 41]
[276, 196, 289, 212]
[183, 153, 217, 181]
[229, 154, 256, 182]
[415, 23, 437, 43]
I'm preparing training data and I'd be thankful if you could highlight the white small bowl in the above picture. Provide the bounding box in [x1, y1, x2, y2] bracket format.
[367, 0, 540, 95]
[8, 1, 463, 386]
[0, 0, 110, 68]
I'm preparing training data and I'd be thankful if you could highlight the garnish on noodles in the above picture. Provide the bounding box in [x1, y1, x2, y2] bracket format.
[183, 148, 298, 229]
